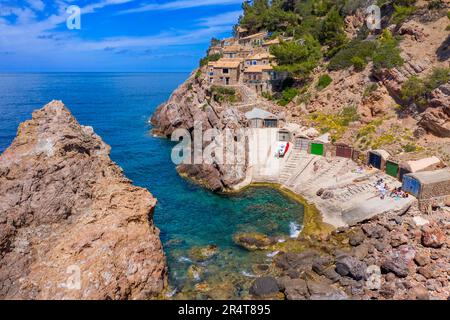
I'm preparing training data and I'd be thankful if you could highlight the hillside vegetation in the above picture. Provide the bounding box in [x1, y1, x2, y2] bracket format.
[231, 0, 449, 162]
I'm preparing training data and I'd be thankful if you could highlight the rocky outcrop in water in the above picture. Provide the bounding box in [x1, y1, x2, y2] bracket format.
[0, 101, 167, 299]
[151, 72, 249, 191]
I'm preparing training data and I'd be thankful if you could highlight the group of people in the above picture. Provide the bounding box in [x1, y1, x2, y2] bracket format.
[390, 186, 410, 199]
[374, 178, 409, 200]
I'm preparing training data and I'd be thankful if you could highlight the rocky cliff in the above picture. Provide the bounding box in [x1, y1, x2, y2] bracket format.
[151, 72, 251, 191]
[0, 101, 167, 299]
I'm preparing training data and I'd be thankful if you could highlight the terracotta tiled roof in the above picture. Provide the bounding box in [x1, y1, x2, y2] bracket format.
[247, 52, 275, 60]
[210, 58, 243, 69]
[239, 32, 268, 41]
[263, 38, 280, 46]
[244, 65, 273, 73]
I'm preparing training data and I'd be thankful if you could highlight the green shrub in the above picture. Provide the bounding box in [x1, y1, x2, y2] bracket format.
[278, 88, 298, 106]
[328, 40, 376, 71]
[262, 92, 274, 100]
[195, 70, 201, 79]
[391, 5, 416, 25]
[317, 74, 332, 90]
[401, 75, 426, 101]
[428, 0, 446, 10]
[425, 67, 450, 91]
[351, 56, 366, 71]
[402, 143, 418, 153]
[401, 67, 450, 107]
[338, 106, 360, 126]
[210, 86, 238, 103]
[373, 30, 404, 70]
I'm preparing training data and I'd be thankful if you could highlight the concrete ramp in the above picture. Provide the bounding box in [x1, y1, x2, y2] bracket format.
[342, 196, 415, 226]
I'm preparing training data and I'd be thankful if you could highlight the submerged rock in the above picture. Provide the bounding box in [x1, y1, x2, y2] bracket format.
[187, 265, 205, 282]
[233, 232, 276, 251]
[0, 101, 167, 299]
[189, 245, 219, 262]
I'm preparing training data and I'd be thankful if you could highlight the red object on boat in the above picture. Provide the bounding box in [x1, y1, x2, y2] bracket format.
[285, 142, 290, 154]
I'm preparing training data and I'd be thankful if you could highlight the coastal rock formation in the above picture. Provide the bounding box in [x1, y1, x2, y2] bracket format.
[151, 72, 249, 191]
[0, 101, 167, 299]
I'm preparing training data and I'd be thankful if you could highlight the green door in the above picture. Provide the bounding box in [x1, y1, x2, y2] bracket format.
[310, 143, 324, 156]
[386, 161, 399, 178]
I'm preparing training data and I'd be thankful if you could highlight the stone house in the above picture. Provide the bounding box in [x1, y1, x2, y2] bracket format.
[402, 169, 450, 212]
[244, 52, 275, 67]
[245, 108, 279, 128]
[222, 37, 237, 47]
[208, 45, 223, 56]
[238, 31, 268, 48]
[262, 38, 280, 52]
[243, 65, 275, 93]
[223, 45, 252, 59]
[208, 58, 243, 86]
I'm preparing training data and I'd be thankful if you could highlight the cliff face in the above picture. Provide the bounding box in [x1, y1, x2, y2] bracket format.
[0, 101, 167, 299]
[151, 73, 249, 191]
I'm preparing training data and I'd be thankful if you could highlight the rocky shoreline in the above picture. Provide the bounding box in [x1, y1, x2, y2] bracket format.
[262, 202, 449, 300]
[0, 101, 167, 299]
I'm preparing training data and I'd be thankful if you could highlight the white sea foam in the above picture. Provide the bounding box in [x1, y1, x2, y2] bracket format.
[165, 288, 178, 298]
[241, 271, 257, 278]
[178, 256, 192, 263]
[267, 250, 280, 258]
[289, 221, 302, 239]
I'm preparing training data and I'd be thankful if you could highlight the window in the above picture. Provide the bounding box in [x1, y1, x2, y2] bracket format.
[223, 68, 229, 74]
[264, 119, 278, 128]
[252, 60, 257, 65]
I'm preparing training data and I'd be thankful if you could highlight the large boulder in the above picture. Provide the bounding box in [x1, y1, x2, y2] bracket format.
[335, 256, 367, 281]
[249, 277, 280, 297]
[381, 245, 416, 278]
[278, 277, 309, 300]
[421, 224, 446, 248]
[0, 101, 167, 299]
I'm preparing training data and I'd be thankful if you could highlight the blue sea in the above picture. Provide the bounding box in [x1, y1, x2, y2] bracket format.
[0, 73, 304, 298]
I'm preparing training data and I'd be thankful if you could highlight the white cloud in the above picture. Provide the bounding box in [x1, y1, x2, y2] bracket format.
[26, 0, 45, 11]
[197, 10, 241, 27]
[119, 0, 243, 14]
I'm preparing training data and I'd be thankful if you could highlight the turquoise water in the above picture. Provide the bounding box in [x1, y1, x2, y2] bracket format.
[0, 73, 304, 298]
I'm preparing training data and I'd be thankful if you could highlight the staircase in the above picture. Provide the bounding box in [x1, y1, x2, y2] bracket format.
[279, 148, 304, 184]
[335, 182, 374, 202]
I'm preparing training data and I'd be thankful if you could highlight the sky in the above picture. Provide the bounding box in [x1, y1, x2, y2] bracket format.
[0, 0, 244, 72]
